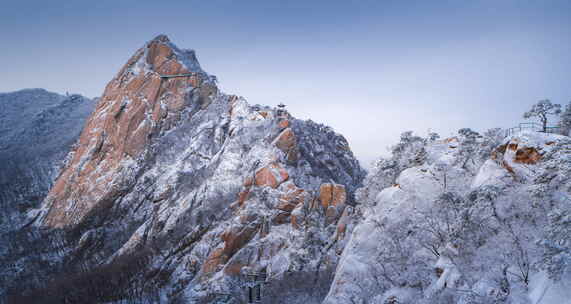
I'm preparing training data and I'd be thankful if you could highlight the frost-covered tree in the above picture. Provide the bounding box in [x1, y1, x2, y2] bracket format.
[523, 99, 561, 132]
[356, 131, 427, 205]
[456, 128, 480, 171]
[482, 128, 505, 148]
[477, 128, 506, 162]
[428, 131, 441, 142]
[538, 201, 571, 281]
[558, 102, 571, 136]
[391, 131, 427, 176]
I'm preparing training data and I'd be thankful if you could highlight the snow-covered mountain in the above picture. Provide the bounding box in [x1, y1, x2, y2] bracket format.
[326, 130, 571, 304]
[0, 89, 93, 232]
[1, 35, 365, 303]
[2, 35, 570, 304]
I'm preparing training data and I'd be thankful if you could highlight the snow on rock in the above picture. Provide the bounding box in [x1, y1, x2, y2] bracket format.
[1, 35, 365, 303]
[529, 272, 571, 304]
[471, 159, 513, 189]
[0, 89, 94, 233]
[328, 129, 571, 303]
[396, 166, 442, 202]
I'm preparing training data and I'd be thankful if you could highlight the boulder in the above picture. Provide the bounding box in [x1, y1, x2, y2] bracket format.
[203, 224, 259, 274]
[319, 183, 346, 209]
[254, 162, 289, 188]
[278, 119, 290, 129]
[277, 185, 305, 212]
[273, 128, 296, 153]
[514, 147, 542, 164]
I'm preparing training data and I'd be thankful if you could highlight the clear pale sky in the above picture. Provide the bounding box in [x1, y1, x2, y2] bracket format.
[1, 1, 571, 167]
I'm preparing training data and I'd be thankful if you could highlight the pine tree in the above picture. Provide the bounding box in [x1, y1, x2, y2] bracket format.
[558, 102, 571, 136]
[523, 99, 562, 132]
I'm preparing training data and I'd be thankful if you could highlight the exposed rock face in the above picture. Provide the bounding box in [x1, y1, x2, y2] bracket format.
[2, 35, 365, 303]
[0, 89, 93, 232]
[254, 162, 289, 189]
[488, 133, 553, 182]
[514, 147, 542, 164]
[41, 35, 213, 228]
[319, 183, 346, 209]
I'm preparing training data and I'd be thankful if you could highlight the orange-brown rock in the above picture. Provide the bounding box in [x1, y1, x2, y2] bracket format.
[255, 167, 278, 188]
[336, 207, 352, 240]
[42, 35, 209, 228]
[273, 128, 296, 153]
[319, 184, 333, 209]
[223, 262, 247, 276]
[491, 144, 507, 160]
[228, 95, 239, 117]
[278, 119, 290, 129]
[508, 143, 519, 151]
[203, 224, 259, 274]
[239, 212, 257, 224]
[202, 248, 226, 274]
[336, 222, 347, 241]
[254, 162, 289, 189]
[238, 189, 250, 206]
[273, 127, 299, 163]
[502, 160, 515, 175]
[286, 149, 299, 163]
[277, 185, 305, 212]
[319, 183, 347, 209]
[272, 212, 291, 225]
[514, 147, 542, 164]
[291, 212, 301, 230]
[276, 199, 300, 213]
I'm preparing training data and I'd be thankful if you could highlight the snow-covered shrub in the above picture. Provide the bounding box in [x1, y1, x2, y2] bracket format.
[356, 131, 427, 206]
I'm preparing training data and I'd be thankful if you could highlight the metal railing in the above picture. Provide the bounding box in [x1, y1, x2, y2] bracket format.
[159, 73, 198, 79]
[506, 122, 562, 136]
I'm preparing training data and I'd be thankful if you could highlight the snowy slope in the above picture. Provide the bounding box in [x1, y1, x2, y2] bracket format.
[0, 89, 93, 231]
[327, 130, 571, 304]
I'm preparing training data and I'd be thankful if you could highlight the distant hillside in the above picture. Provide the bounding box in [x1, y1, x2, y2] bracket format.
[0, 88, 94, 231]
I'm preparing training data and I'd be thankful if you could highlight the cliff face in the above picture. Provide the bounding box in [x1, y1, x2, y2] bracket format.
[40, 34, 215, 228]
[3, 35, 365, 303]
[0, 89, 93, 232]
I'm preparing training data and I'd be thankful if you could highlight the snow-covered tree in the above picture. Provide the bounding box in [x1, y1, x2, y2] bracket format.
[428, 131, 441, 142]
[558, 102, 571, 136]
[538, 198, 571, 281]
[456, 128, 480, 171]
[356, 131, 427, 205]
[523, 99, 561, 132]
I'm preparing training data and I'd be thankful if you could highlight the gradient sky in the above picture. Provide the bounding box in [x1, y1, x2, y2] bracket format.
[1, 0, 571, 167]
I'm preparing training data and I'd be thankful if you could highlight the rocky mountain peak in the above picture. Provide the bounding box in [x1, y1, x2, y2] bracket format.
[39, 36, 219, 228]
[1, 36, 366, 303]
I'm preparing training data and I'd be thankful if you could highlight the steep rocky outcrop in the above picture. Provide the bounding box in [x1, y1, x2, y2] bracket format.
[2, 35, 365, 303]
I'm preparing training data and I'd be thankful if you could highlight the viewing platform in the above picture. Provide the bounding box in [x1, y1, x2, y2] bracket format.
[506, 122, 561, 136]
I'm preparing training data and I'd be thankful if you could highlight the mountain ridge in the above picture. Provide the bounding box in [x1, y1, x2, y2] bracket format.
[2, 35, 366, 303]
